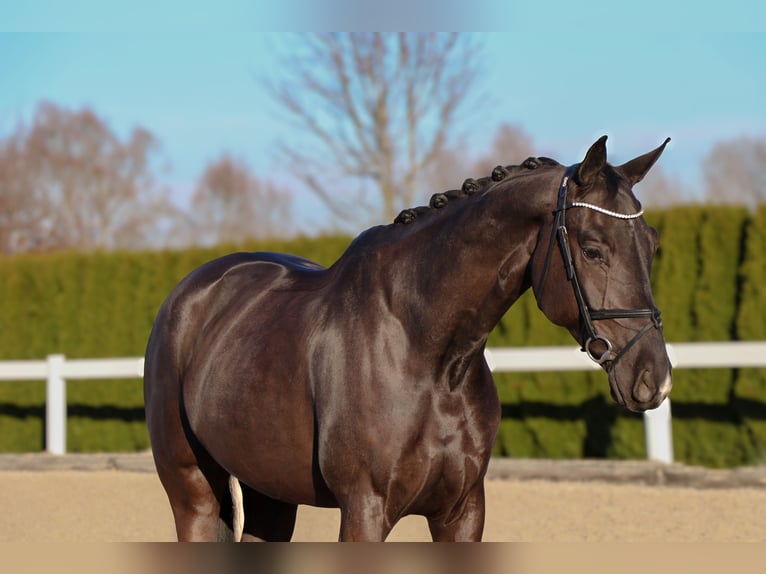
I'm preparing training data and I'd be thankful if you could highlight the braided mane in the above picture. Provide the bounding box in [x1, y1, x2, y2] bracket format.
[393, 156, 561, 225]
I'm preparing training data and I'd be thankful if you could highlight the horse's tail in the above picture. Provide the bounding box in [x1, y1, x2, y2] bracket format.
[230, 475, 244, 541]
[217, 475, 244, 541]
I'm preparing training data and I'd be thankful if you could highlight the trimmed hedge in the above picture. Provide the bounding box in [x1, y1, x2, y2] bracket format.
[734, 205, 766, 464]
[1, 209, 765, 467]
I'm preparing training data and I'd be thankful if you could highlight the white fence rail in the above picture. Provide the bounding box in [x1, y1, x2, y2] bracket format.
[0, 354, 145, 456]
[1, 342, 765, 461]
[485, 341, 766, 464]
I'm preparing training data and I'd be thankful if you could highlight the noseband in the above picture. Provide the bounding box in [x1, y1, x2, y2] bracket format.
[536, 165, 663, 368]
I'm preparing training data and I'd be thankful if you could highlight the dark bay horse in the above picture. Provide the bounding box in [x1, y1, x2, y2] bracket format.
[144, 136, 673, 541]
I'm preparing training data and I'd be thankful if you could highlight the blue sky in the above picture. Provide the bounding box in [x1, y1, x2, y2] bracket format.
[1, 10, 765, 234]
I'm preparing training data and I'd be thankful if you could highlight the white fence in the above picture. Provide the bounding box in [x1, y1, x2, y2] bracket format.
[485, 341, 766, 464]
[1, 342, 765, 462]
[0, 355, 145, 456]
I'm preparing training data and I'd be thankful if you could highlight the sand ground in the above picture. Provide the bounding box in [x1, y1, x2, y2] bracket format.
[1, 467, 765, 542]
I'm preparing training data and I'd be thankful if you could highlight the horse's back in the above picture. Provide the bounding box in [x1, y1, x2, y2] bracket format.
[147, 251, 326, 356]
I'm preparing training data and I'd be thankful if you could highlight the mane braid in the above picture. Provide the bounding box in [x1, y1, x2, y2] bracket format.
[393, 156, 560, 225]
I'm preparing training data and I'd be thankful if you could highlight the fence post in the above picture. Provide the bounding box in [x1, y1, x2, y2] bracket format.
[643, 398, 673, 464]
[46, 354, 66, 455]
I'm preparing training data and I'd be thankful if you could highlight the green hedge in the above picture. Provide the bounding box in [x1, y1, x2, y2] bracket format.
[0, 236, 352, 453]
[734, 206, 766, 464]
[1, 209, 765, 467]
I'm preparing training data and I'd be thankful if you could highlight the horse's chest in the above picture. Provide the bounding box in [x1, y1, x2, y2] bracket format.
[319, 389, 495, 512]
[386, 416, 492, 518]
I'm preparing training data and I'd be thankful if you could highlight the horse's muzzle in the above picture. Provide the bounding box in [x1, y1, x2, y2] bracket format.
[609, 367, 672, 412]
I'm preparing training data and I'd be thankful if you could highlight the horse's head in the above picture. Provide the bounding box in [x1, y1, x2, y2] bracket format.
[530, 136, 672, 412]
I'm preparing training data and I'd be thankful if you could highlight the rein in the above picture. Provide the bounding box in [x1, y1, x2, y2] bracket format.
[536, 165, 663, 368]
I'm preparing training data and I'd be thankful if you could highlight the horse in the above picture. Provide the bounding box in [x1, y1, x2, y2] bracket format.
[144, 135, 673, 541]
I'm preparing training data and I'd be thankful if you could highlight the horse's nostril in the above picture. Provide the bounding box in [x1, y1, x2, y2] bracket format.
[633, 370, 655, 403]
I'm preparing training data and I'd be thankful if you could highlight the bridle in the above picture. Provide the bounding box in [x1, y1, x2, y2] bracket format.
[536, 164, 663, 368]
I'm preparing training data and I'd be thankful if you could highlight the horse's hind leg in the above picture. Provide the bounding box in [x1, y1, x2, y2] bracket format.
[164, 462, 230, 541]
[237, 482, 298, 541]
[145, 348, 230, 540]
[148, 400, 229, 541]
[152, 429, 232, 541]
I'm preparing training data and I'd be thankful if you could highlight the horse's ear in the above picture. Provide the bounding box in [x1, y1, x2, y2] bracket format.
[618, 137, 671, 186]
[576, 135, 608, 187]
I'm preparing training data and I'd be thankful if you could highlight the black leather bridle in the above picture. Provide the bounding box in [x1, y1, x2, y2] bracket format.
[536, 165, 663, 368]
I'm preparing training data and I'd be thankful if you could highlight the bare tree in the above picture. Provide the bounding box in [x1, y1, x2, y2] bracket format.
[633, 165, 692, 210]
[0, 102, 175, 254]
[189, 153, 292, 246]
[268, 33, 481, 225]
[0, 135, 51, 253]
[423, 123, 535, 194]
[703, 136, 766, 210]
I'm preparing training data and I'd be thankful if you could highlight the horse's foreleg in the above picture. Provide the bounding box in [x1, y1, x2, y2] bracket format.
[338, 492, 394, 542]
[427, 483, 486, 542]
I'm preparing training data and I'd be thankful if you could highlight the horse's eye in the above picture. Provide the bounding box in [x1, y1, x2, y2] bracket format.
[582, 247, 602, 261]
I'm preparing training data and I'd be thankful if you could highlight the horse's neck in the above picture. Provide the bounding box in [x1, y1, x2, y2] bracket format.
[372, 168, 561, 355]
